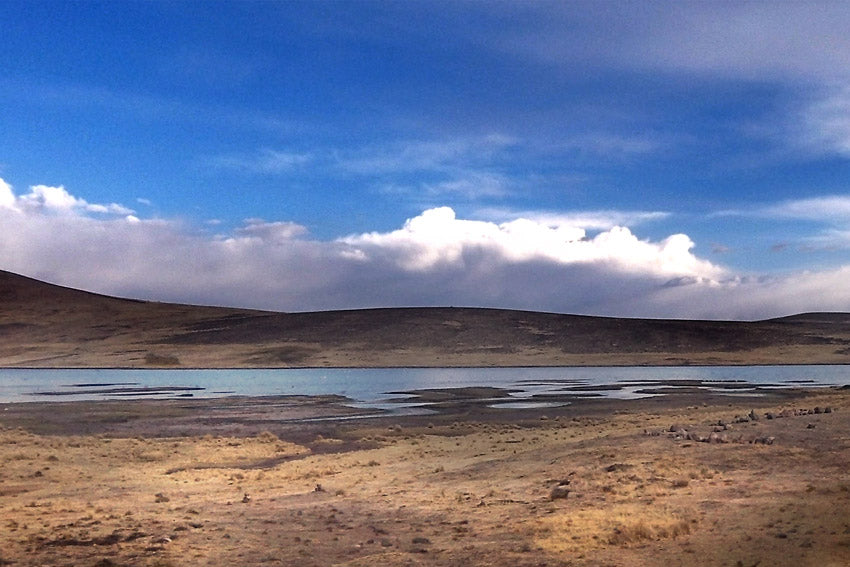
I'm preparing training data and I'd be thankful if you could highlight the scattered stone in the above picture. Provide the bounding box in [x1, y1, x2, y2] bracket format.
[550, 483, 571, 500]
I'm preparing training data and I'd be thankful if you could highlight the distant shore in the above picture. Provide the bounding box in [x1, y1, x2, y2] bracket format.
[4, 270, 850, 369]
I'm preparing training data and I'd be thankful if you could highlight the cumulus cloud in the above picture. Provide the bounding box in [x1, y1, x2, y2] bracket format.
[477, 207, 670, 231]
[0, 181, 134, 216]
[340, 207, 718, 278]
[3, 177, 850, 319]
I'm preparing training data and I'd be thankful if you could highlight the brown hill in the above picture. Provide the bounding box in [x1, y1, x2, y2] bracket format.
[1, 269, 850, 367]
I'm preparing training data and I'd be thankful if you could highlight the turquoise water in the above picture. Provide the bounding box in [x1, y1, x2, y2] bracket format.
[0, 366, 846, 406]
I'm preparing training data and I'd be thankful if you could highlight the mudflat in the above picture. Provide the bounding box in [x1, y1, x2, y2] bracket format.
[2, 386, 849, 567]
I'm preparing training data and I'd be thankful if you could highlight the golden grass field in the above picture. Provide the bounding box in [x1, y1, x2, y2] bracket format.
[2, 387, 849, 566]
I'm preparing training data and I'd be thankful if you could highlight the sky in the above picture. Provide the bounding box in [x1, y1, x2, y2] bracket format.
[3, 1, 850, 320]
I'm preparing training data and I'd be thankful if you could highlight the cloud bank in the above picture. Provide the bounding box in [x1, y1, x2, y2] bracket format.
[2, 177, 850, 320]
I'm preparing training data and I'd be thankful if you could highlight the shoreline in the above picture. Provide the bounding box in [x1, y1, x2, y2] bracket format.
[3, 360, 850, 370]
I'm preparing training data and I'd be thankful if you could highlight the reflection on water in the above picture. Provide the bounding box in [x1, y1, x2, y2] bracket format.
[0, 366, 847, 412]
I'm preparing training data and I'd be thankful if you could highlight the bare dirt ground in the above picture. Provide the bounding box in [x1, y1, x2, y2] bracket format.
[2, 387, 849, 567]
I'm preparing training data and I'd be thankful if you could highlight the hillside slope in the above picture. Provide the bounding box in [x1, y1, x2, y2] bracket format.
[2, 270, 850, 367]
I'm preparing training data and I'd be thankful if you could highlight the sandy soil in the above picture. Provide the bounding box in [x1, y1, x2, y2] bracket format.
[2, 387, 849, 567]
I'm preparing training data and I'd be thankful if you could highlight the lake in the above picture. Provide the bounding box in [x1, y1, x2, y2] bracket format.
[0, 366, 847, 410]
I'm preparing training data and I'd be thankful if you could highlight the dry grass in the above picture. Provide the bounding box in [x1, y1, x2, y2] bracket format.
[2, 390, 850, 566]
[537, 505, 696, 553]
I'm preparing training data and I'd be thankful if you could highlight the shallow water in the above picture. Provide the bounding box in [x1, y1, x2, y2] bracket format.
[0, 366, 847, 409]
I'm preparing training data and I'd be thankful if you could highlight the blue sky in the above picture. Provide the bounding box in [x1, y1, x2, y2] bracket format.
[3, 1, 850, 319]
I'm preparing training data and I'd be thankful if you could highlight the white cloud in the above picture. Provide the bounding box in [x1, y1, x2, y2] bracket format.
[477, 207, 670, 231]
[641, 267, 850, 320]
[210, 149, 312, 174]
[235, 219, 309, 242]
[556, 132, 664, 160]
[0, 181, 135, 216]
[4, 177, 850, 320]
[0, 178, 15, 209]
[340, 207, 718, 278]
[493, 2, 850, 82]
[714, 194, 850, 251]
[800, 86, 850, 156]
[761, 195, 850, 223]
[337, 135, 517, 175]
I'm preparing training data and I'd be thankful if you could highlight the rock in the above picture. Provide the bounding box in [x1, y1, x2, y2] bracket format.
[154, 493, 170, 503]
[825, 407, 833, 413]
[412, 537, 431, 545]
[707, 432, 727, 444]
[753, 436, 775, 445]
[765, 412, 775, 420]
[242, 493, 251, 503]
[747, 409, 759, 421]
[550, 484, 571, 500]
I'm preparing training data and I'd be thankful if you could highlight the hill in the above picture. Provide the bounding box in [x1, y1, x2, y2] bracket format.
[1, 269, 850, 367]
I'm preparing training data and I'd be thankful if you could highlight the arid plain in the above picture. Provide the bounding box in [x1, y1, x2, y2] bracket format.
[1, 270, 850, 566]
